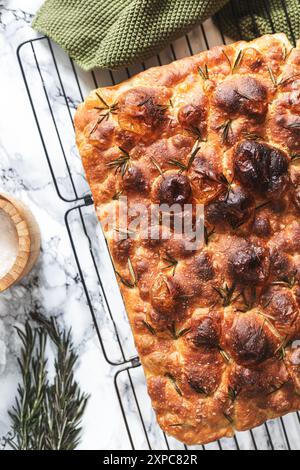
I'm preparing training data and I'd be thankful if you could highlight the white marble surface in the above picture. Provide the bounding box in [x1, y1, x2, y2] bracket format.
[0, 0, 300, 451]
[0, 0, 135, 451]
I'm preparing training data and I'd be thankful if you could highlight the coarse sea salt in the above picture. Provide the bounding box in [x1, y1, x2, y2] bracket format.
[0, 208, 18, 279]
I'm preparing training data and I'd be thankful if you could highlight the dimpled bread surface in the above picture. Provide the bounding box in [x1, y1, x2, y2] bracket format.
[75, 34, 300, 445]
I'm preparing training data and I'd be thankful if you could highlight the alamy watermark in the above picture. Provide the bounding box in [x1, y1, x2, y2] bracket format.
[97, 196, 204, 251]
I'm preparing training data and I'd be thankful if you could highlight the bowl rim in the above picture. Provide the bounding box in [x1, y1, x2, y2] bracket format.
[0, 196, 31, 292]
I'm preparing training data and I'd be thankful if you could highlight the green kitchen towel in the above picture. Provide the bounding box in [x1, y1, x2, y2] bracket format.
[33, 0, 300, 71]
[219, 0, 300, 44]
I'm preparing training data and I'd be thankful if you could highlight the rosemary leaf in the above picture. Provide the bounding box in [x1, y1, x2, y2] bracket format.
[291, 153, 300, 162]
[115, 271, 135, 289]
[128, 258, 137, 287]
[223, 412, 234, 424]
[189, 143, 201, 166]
[266, 383, 285, 396]
[188, 126, 206, 142]
[189, 382, 207, 395]
[168, 322, 177, 340]
[271, 274, 296, 289]
[204, 226, 215, 245]
[198, 64, 209, 81]
[242, 131, 262, 141]
[235, 90, 252, 101]
[168, 159, 187, 173]
[255, 200, 271, 211]
[222, 49, 232, 68]
[275, 337, 289, 361]
[165, 373, 182, 396]
[162, 253, 178, 276]
[228, 386, 239, 402]
[90, 92, 118, 135]
[107, 147, 131, 177]
[278, 73, 300, 88]
[95, 91, 109, 109]
[219, 348, 231, 363]
[142, 321, 156, 336]
[114, 226, 135, 237]
[232, 50, 244, 72]
[168, 322, 191, 340]
[4, 317, 88, 451]
[176, 327, 191, 338]
[213, 283, 237, 307]
[283, 45, 293, 61]
[217, 120, 233, 144]
[150, 156, 164, 177]
[285, 122, 300, 129]
[112, 190, 123, 200]
[267, 65, 277, 87]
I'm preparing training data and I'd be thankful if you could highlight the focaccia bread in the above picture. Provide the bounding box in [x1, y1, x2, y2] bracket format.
[75, 33, 300, 445]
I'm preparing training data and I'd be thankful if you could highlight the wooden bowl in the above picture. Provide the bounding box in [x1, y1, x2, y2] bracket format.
[0, 193, 40, 293]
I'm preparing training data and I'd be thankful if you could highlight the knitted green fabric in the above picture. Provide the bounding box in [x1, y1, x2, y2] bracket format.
[32, 0, 300, 71]
[219, 0, 300, 44]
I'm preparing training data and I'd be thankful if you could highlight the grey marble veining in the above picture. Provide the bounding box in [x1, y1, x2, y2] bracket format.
[0, 0, 299, 451]
[0, 0, 132, 451]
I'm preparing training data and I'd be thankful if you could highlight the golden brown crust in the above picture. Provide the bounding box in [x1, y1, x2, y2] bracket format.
[75, 34, 300, 445]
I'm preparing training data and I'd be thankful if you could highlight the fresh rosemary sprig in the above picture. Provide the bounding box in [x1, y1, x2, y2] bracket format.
[279, 74, 300, 88]
[142, 321, 156, 336]
[219, 348, 231, 363]
[90, 92, 118, 135]
[291, 153, 300, 162]
[232, 50, 244, 72]
[267, 67, 300, 89]
[189, 381, 208, 395]
[198, 64, 209, 81]
[255, 200, 271, 211]
[168, 322, 191, 340]
[188, 141, 202, 168]
[168, 126, 205, 174]
[222, 49, 244, 73]
[228, 386, 239, 402]
[285, 122, 300, 130]
[114, 226, 136, 238]
[169, 423, 192, 428]
[138, 97, 173, 111]
[115, 258, 137, 288]
[275, 338, 289, 362]
[283, 45, 293, 61]
[235, 90, 252, 101]
[168, 147, 200, 174]
[242, 131, 262, 141]
[165, 373, 182, 396]
[204, 226, 215, 245]
[112, 190, 123, 200]
[4, 317, 88, 450]
[162, 253, 178, 276]
[188, 126, 205, 142]
[271, 274, 296, 289]
[168, 159, 187, 173]
[127, 258, 137, 287]
[107, 147, 131, 177]
[266, 383, 285, 396]
[222, 49, 232, 68]
[267, 65, 278, 87]
[217, 119, 233, 144]
[223, 412, 234, 424]
[213, 283, 239, 307]
[150, 156, 164, 177]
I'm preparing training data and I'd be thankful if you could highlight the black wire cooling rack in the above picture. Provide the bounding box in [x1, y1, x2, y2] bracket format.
[17, 0, 300, 451]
